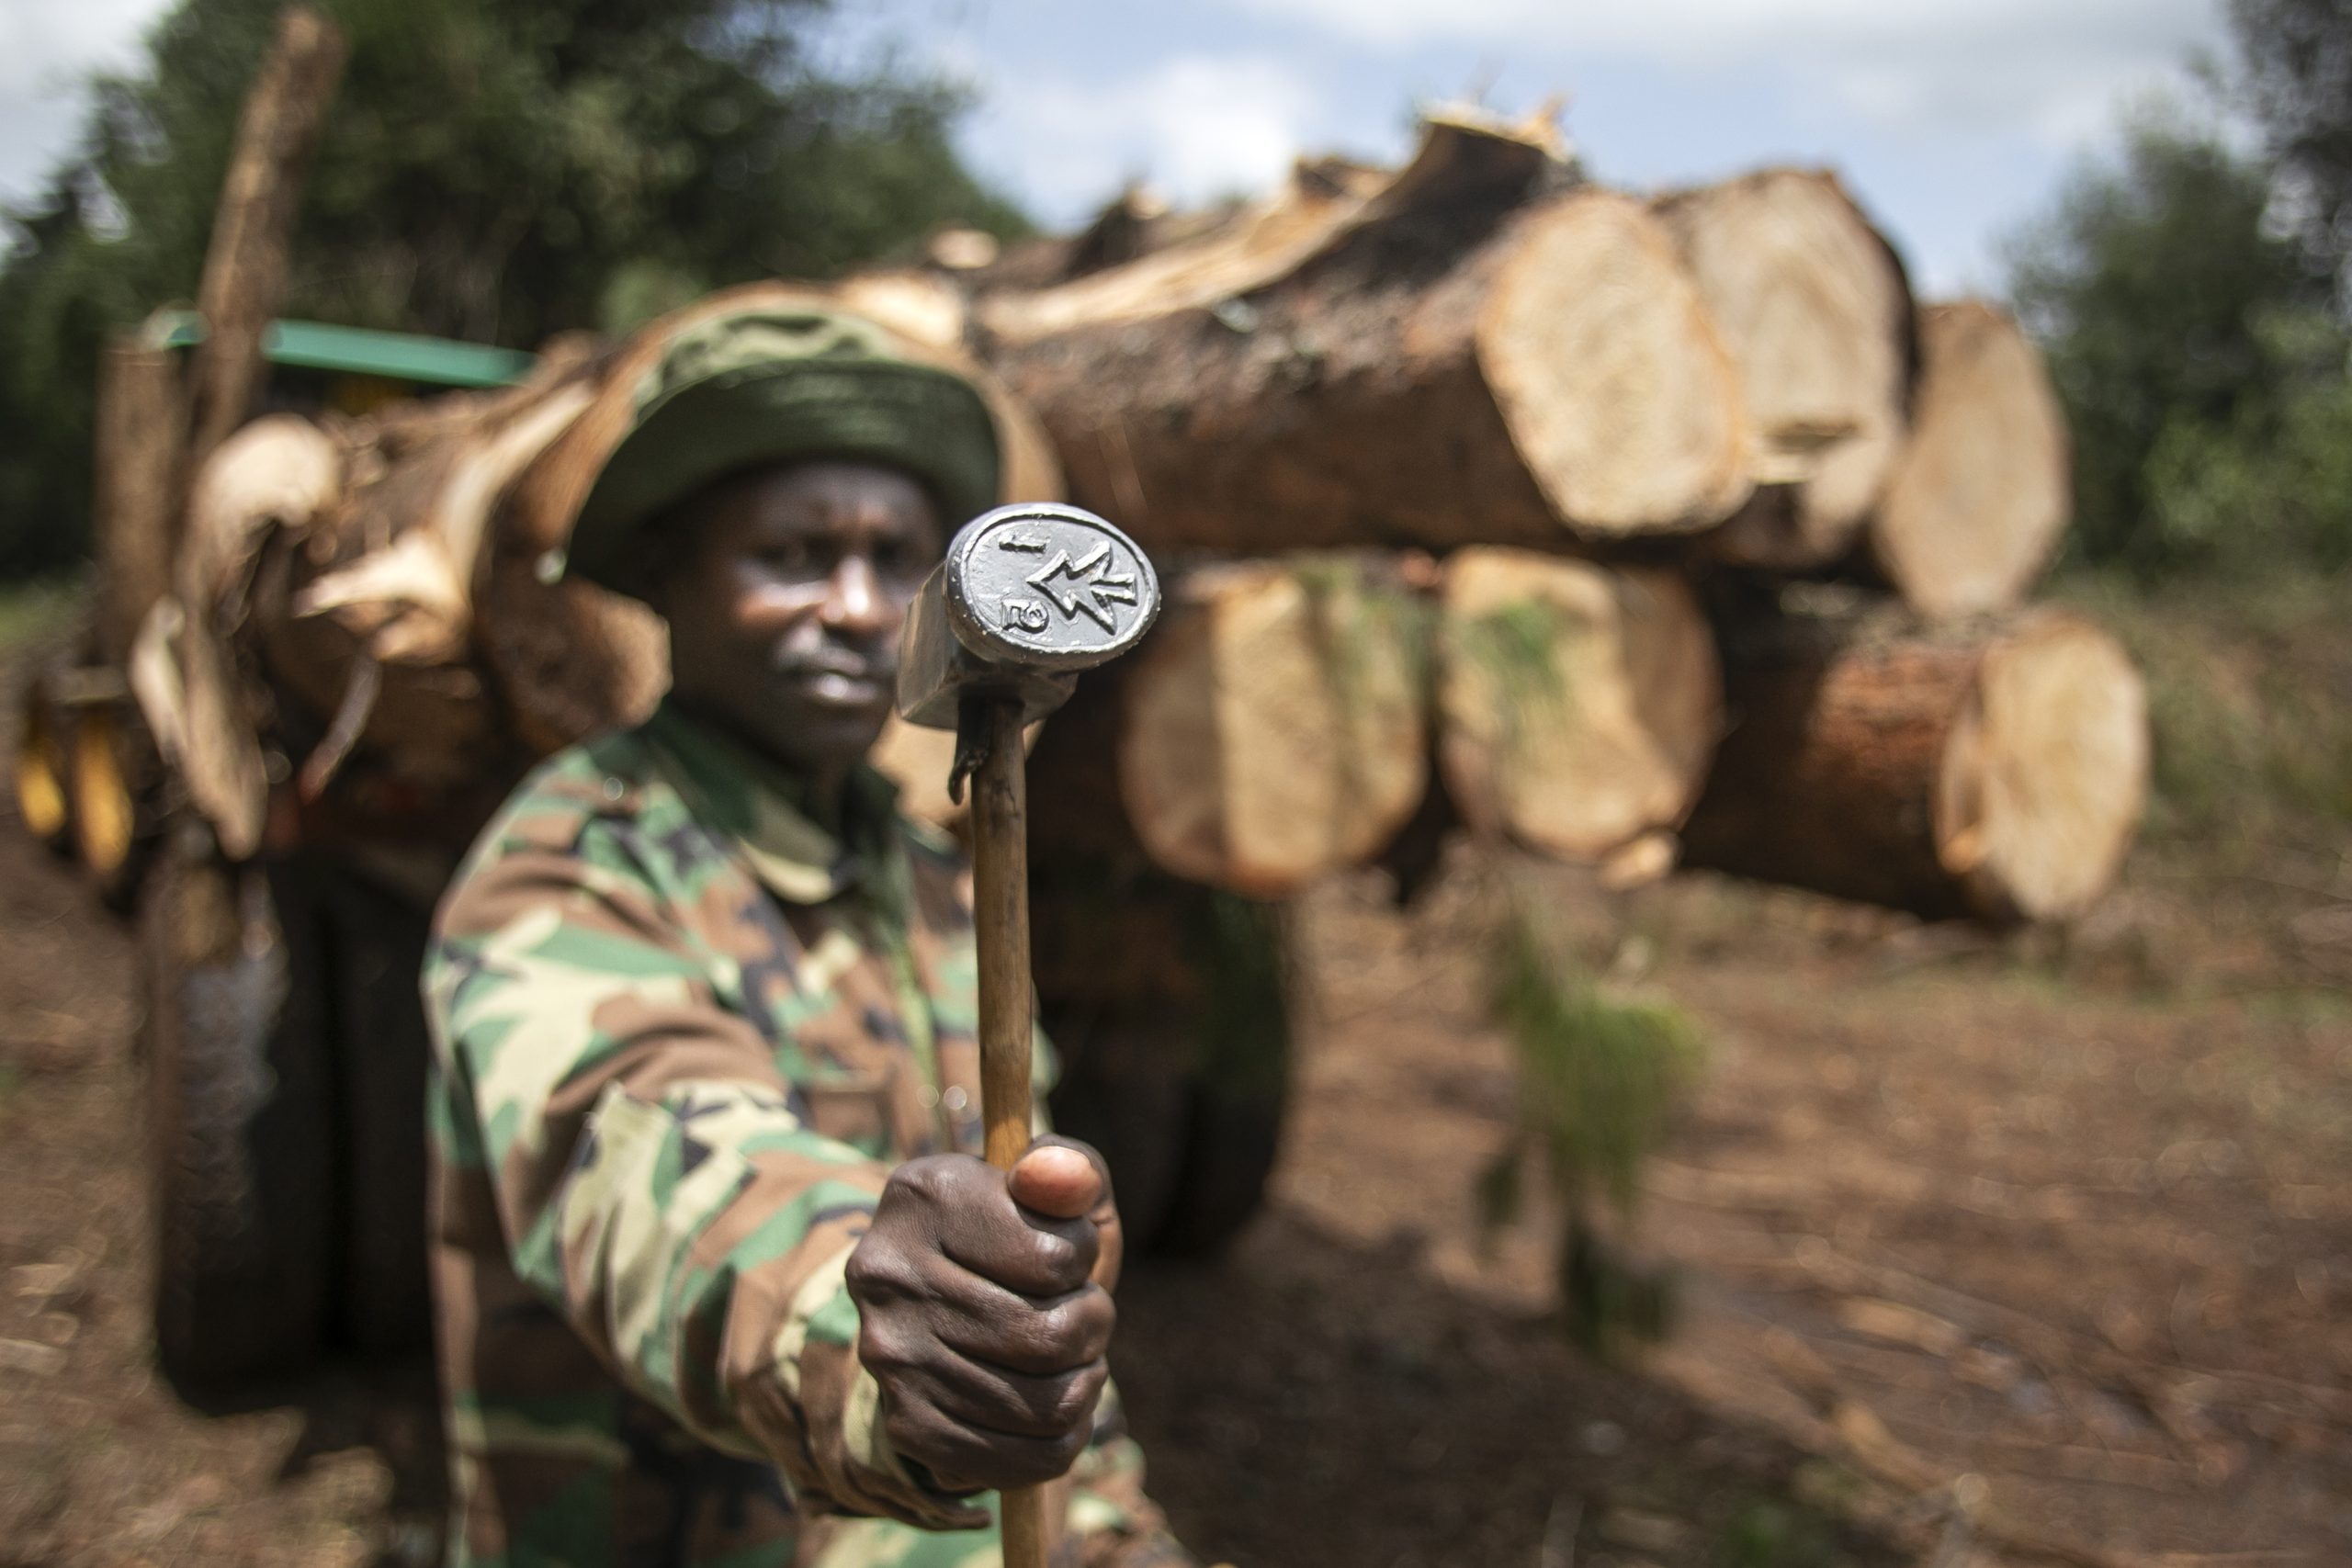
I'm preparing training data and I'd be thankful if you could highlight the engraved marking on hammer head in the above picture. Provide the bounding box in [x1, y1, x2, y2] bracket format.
[895, 503, 1162, 731]
[945, 505, 1159, 668]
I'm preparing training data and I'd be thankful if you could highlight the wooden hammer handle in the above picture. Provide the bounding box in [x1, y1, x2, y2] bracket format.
[967, 696, 1052, 1568]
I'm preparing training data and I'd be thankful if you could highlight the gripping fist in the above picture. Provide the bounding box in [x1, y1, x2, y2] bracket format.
[844, 1137, 1122, 1495]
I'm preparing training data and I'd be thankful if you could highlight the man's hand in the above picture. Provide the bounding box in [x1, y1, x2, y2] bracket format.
[845, 1136, 1121, 1495]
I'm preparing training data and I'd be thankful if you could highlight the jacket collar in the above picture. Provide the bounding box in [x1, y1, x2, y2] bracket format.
[640, 701, 903, 908]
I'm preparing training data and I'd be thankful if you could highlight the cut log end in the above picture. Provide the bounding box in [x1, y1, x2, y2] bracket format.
[1872, 301, 2070, 618]
[1479, 192, 1752, 538]
[1437, 549, 1720, 863]
[1661, 168, 1915, 568]
[1937, 614, 2147, 922]
[1119, 560, 1429, 897]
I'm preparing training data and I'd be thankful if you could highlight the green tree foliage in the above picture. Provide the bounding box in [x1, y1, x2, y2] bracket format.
[2231, 0, 2352, 287]
[1476, 901, 1703, 1357]
[2143, 308, 2352, 574]
[2007, 110, 2335, 577]
[2012, 2, 2352, 582]
[0, 0, 1027, 577]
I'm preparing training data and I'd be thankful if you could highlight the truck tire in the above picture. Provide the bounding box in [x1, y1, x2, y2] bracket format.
[1043, 1002, 1195, 1251]
[1047, 1014, 1292, 1260]
[1148, 1067, 1289, 1258]
[316, 863, 435, 1359]
[1148, 896, 1293, 1258]
[141, 831, 336, 1396]
[1046, 894, 1295, 1260]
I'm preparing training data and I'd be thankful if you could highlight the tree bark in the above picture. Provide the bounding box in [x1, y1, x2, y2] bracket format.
[1679, 602, 2148, 922]
[93, 329, 187, 666]
[980, 114, 1751, 555]
[1116, 557, 1430, 897]
[977, 159, 1386, 291]
[1435, 548, 1721, 863]
[1870, 301, 2071, 618]
[275, 360, 605, 789]
[1657, 169, 1917, 570]
[183, 5, 348, 475]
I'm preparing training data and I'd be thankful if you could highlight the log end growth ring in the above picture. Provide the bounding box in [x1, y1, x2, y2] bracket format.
[1438, 549, 1721, 862]
[1873, 301, 2070, 618]
[1479, 192, 1752, 538]
[1659, 168, 1914, 565]
[1119, 562, 1428, 897]
[1935, 614, 2148, 923]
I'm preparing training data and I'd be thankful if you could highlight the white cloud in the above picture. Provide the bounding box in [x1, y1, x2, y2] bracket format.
[1221, 0, 2220, 147]
[0, 0, 172, 204]
[956, 52, 1345, 224]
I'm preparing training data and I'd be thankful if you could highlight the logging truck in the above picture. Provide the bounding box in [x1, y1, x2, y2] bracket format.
[11, 7, 1298, 1393]
[15, 299, 1298, 1390]
[15, 312, 525, 1379]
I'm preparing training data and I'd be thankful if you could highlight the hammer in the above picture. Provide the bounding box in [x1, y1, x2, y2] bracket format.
[896, 502, 1160, 1566]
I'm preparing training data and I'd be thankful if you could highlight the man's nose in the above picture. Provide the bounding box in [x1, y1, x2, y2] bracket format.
[820, 554, 891, 637]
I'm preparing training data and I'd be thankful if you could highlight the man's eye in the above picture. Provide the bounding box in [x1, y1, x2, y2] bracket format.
[760, 541, 816, 571]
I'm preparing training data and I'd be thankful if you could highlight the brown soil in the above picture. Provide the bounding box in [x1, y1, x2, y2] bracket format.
[3, 652, 2347, 1567]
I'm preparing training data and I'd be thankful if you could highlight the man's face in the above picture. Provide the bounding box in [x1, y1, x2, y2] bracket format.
[655, 461, 946, 779]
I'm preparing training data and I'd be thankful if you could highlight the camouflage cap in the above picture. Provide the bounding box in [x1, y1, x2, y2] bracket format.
[565, 306, 1002, 592]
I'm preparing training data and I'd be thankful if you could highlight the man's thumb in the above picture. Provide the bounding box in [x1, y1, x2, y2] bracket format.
[1007, 1140, 1104, 1220]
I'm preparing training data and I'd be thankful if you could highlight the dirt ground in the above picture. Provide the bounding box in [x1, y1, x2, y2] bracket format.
[2, 648, 2347, 1566]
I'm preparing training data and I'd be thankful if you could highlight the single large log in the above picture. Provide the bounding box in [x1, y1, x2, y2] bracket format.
[183, 5, 348, 473]
[1118, 557, 1430, 897]
[1657, 169, 1916, 570]
[1870, 301, 2070, 618]
[1436, 548, 1720, 863]
[1679, 601, 2148, 922]
[982, 113, 1752, 554]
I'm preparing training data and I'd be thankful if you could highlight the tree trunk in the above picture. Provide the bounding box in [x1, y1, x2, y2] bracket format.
[1679, 602, 2148, 922]
[1117, 557, 1430, 897]
[981, 113, 1751, 555]
[1436, 548, 1720, 863]
[183, 5, 348, 474]
[93, 330, 187, 666]
[1870, 301, 2070, 617]
[1657, 168, 1917, 570]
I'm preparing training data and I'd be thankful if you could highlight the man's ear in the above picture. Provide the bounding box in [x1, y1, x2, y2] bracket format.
[627, 536, 677, 618]
[618, 502, 698, 619]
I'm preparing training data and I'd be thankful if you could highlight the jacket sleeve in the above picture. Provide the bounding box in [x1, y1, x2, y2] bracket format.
[423, 820, 986, 1529]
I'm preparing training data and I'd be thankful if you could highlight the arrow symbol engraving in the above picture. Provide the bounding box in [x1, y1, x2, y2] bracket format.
[1026, 544, 1128, 633]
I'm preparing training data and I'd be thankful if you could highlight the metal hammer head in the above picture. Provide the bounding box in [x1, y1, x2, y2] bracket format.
[896, 502, 1160, 730]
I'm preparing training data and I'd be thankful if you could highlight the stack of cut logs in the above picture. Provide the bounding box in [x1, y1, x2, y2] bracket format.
[167, 107, 2146, 930]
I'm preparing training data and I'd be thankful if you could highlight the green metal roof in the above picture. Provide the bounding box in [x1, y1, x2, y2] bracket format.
[151, 310, 536, 389]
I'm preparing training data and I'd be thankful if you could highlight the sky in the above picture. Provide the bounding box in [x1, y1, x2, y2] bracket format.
[1, 0, 2234, 298]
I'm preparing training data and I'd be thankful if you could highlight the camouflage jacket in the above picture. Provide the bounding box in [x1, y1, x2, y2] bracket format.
[423, 703, 1186, 1568]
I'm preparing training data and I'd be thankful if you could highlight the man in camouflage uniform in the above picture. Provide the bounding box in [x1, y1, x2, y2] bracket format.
[424, 306, 1192, 1568]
